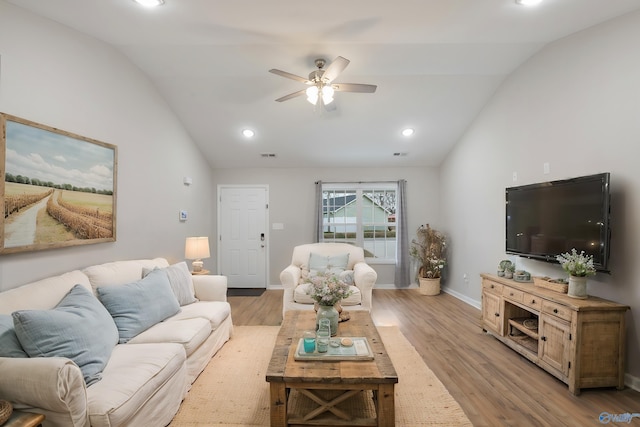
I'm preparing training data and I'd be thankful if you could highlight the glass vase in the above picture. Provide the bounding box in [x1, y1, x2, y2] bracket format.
[316, 304, 339, 336]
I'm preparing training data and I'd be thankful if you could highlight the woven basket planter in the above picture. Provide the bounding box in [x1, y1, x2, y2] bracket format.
[418, 277, 441, 296]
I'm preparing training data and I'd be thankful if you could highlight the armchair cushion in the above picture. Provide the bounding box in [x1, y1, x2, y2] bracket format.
[294, 284, 361, 306]
[306, 252, 349, 277]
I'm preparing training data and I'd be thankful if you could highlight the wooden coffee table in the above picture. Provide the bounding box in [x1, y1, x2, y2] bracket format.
[266, 310, 398, 426]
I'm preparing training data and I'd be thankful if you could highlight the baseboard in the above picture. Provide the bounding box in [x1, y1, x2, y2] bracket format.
[443, 286, 481, 310]
[625, 373, 640, 392]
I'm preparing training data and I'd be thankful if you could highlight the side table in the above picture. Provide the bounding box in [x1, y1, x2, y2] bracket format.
[4, 411, 45, 427]
[191, 269, 210, 275]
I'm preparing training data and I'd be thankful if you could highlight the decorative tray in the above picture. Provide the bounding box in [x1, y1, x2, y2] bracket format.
[294, 337, 374, 361]
[533, 276, 568, 293]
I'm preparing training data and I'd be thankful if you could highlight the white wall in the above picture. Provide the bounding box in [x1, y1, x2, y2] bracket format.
[211, 167, 439, 287]
[440, 11, 640, 381]
[0, 2, 215, 290]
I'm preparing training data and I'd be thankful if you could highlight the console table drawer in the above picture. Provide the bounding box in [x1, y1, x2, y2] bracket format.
[503, 287, 523, 303]
[522, 293, 542, 311]
[482, 281, 503, 295]
[542, 300, 572, 322]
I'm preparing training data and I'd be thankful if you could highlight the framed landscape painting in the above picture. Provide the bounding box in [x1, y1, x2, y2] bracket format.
[0, 113, 117, 254]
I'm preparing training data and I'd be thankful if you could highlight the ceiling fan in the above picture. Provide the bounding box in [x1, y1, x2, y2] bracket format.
[269, 56, 377, 109]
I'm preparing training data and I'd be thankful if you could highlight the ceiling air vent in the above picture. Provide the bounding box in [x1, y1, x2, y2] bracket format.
[260, 153, 277, 158]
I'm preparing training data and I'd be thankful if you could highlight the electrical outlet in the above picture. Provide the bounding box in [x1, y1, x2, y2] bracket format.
[512, 172, 518, 182]
[543, 162, 550, 174]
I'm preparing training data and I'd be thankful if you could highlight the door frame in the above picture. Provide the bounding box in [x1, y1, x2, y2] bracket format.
[216, 184, 269, 288]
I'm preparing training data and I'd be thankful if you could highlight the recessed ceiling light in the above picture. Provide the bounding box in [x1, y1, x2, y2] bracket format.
[515, 0, 542, 6]
[401, 128, 415, 137]
[242, 129, 255, 138]
[133, 0, 164, 7]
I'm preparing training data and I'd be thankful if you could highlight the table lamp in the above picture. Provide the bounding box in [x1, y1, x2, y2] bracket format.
[185, 236, 210, 272]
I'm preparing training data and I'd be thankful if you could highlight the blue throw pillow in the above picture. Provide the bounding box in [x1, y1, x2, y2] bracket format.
[309, 252, 350, 275]
[12, 285, 119, 386]
[0, 314, 28, 358]
[97, 268, 180, 344]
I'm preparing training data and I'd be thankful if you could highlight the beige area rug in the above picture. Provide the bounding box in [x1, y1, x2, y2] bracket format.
[169, 325, 472, 426]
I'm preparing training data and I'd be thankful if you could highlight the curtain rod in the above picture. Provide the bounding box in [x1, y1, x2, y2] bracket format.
[315, 180, 405, 184]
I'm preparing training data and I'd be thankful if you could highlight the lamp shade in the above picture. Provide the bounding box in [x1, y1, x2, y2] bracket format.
[185, 237, 210, 260]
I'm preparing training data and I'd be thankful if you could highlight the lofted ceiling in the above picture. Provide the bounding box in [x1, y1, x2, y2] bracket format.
[6, 0, 640, 169]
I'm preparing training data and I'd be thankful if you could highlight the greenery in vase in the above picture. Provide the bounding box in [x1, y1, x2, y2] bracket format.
[556, 248, 596, 277]
[410, 224, 447, 279]
[303, 271, 353, 306]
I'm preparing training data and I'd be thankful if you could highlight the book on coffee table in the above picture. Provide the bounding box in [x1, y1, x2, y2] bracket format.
[294, 336, 374, 361]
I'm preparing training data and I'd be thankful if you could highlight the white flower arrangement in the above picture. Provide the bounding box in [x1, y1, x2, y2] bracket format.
[303, 271, 353, 306]
[556, 248, 596, 277]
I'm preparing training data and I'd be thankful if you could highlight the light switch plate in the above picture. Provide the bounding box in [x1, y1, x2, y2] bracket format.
[179, 210, 188, 221]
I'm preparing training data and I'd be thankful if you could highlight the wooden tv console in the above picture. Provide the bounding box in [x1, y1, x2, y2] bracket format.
[480, 273, 629, 395]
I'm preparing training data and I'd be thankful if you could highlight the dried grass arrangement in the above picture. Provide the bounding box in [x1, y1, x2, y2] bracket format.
[410, 224, 447, 279]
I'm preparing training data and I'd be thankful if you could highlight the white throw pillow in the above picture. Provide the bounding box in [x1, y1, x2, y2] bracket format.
[143, 262, 197, 306]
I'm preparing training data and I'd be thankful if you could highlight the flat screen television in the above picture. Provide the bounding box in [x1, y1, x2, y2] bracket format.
[505, 172, 611, 272]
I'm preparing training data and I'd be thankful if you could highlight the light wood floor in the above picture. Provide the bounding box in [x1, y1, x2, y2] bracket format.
[229, 289, 640, 426]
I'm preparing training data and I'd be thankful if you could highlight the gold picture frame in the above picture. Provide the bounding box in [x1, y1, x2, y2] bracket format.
[1, 113, 117, 254]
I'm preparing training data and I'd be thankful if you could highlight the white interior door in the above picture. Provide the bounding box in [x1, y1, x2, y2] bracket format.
[218, 186, 268, 288]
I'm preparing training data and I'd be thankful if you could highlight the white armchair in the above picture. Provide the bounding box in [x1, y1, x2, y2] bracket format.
[280, 243, 377, 316]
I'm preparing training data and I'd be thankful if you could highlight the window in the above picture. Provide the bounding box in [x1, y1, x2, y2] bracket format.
[321, 183, 397, 263]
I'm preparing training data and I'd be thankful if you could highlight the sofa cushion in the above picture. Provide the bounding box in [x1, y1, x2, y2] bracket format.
[167, 301, 231, 330]
[143, 262, 197, 306]
[97, 268, 181, 344]
[12, 284, 119, 386]
[128, 318, 211, 356]
[0, 270, 91, 314]
[86, 343, 186, 427]
[294, 284, 361, 306]
[84, 258, 170, 292]
[0, 315, 28, 357]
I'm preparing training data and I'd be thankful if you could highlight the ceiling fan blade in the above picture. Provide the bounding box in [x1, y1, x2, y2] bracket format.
[332, 83, 377, 93]
[275, 89, 306, 102]
[321, 56, 350, 84]
[269, 69, 311, 85]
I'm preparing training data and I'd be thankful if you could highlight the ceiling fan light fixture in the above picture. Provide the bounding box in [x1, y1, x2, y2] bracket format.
[322, 86, 335, 104]
[306, 86, 319, 105]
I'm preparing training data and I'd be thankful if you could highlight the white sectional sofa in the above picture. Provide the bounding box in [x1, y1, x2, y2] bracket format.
[0, 258, 233, 427]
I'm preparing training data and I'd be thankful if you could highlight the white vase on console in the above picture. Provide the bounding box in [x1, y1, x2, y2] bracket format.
[568, 275, 588, 299]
